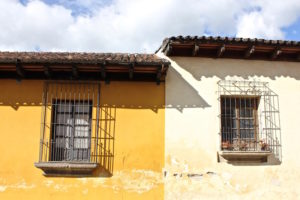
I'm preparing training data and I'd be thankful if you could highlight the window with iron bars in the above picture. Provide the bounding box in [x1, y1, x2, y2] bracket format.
[50, 100, 92, 162]
[218, 80, 282, 162]
[35, 81, 115, 175]
[221, 97, 259, 151]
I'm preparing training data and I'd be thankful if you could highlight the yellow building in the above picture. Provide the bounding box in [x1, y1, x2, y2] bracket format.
[0, 52, 169, 199]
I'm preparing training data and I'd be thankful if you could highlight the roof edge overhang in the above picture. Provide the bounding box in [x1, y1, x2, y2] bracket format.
[0, 52, 170, 84]
[158, 36, 300, 62]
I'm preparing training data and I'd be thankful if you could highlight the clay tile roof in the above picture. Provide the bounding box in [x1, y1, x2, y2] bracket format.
[0, 51, 170, 66]
[156, 35, 300, 62]
[159, 35, 300, 49]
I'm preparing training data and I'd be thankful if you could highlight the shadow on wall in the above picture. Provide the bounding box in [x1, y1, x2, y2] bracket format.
[166, 67, 211, 112]
[93, 106, 116, 177]
[171, 57, 300, 81]
[0, 78, 210, 112]
[0, 81, 43, 110]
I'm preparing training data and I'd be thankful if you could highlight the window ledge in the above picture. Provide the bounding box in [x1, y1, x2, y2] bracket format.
[34, 162, 98, 176]
[219, 151, 272, 163]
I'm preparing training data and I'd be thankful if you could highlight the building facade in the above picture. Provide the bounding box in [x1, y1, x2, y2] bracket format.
[0, 53, 169, 199]
[158, 36, 300, 199]
[0, 36, 300, 199]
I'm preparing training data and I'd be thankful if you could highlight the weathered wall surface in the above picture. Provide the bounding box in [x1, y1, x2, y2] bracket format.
[0, 80, 165, 200]
[159, 53, 300, 200]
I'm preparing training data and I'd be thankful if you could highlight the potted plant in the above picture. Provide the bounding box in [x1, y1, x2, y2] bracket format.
[221, 141, 231, 150]
[259, 140, 269, 151]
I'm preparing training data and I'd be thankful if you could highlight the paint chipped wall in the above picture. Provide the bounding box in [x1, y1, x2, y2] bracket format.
[0, 80, 165, 200]
[159, 54, 300, 200]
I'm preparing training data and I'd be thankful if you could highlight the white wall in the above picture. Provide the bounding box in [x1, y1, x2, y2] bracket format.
[158, 53, 300, 200]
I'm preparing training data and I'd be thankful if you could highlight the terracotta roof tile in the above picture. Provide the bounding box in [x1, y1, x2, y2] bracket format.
[159, 35, 300, 49]
[0, 51, 170, 66]
[156, 35, 300, 62]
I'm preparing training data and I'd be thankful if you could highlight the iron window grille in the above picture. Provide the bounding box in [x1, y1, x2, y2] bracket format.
[218, 80, 282, 161]
[36, 81, 115, 176]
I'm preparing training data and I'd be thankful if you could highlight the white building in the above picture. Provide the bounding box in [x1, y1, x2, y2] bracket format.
[157, 36, 300, 200]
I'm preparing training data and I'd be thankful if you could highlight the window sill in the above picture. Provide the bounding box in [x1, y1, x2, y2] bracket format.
[218, 151, 272, 163]
[34, 162, 98, 176]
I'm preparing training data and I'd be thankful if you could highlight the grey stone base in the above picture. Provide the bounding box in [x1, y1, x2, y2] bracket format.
[218, 151, 272, 163]
[35, 162, 98, 176]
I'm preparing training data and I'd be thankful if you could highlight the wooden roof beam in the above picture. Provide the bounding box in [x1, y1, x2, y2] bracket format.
[271, 47, 282, 60]
[129, 63, 134, 79]
[16, 59, 25, 78]
[156, 65, 163, 85]
[165, 44, 172, 56]
[100, 62, 106, 79]
[244, 45, 255, 58]
[193, 44, 199, 56]
[100, 62, 110, 84]
[217, 44, 226, 58]
[43, 65, 52, 79]
[72, 65, 79, 79]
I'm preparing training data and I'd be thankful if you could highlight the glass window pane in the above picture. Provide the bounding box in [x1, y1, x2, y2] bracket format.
[240, 119, 254, 128]
[74, 115, 89, 125]
[57, 103, 72, 112]
[74, 126, 89, 137]
[55, 124, 73, 137]
[240, 108, 253, 117]
[75, 103, 90, 113]
[221, 98, 236, 117]
[55, 138, 70, 148]
[74, 138, 88, 149]
[240, 129, 254, 139]
[56, 114, 72, 124]
[240, 98, 253, 107]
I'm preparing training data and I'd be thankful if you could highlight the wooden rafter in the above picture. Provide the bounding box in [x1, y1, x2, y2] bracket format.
[100, 62, 106, 79]
[129, 63, 134, 79]
[72, 65, 79, 79]
[43, 65, 52, 78]
[217, 44, 226, 58]
[244, 45, 255, 58]
[165, 44, 172, 56]
[156, 65, 162, 85]
[16, 59, 25, 78]
[193, 44, 199, 56]
[271, 47, 282, 60]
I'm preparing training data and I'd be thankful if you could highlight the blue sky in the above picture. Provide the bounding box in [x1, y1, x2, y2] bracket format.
[283, 20, 300, 41]
[19, 0, 112, 16]
[0, 0, 299, 52]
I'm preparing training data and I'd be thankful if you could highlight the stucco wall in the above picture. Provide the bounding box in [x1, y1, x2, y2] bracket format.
[159, 54, 300, 200]
[0, 80, 165, 200]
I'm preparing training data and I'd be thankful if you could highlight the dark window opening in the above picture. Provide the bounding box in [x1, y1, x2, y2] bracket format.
[221, 96, 259, 151]
[50, 100, 92, 162]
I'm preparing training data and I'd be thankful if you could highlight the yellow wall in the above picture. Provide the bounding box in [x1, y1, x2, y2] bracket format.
[0, 80, 165, 200]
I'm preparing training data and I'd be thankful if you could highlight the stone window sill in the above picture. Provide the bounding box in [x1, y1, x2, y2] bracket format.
[218, 151, 272, 163]
[34, 162, 98, 176]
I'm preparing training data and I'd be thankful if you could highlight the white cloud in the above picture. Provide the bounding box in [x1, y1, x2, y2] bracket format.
[236, 11, 285, 39]
[0, 0, 299, 53]
[236, 0, 300, 39]
[0, 0, 74, 51]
